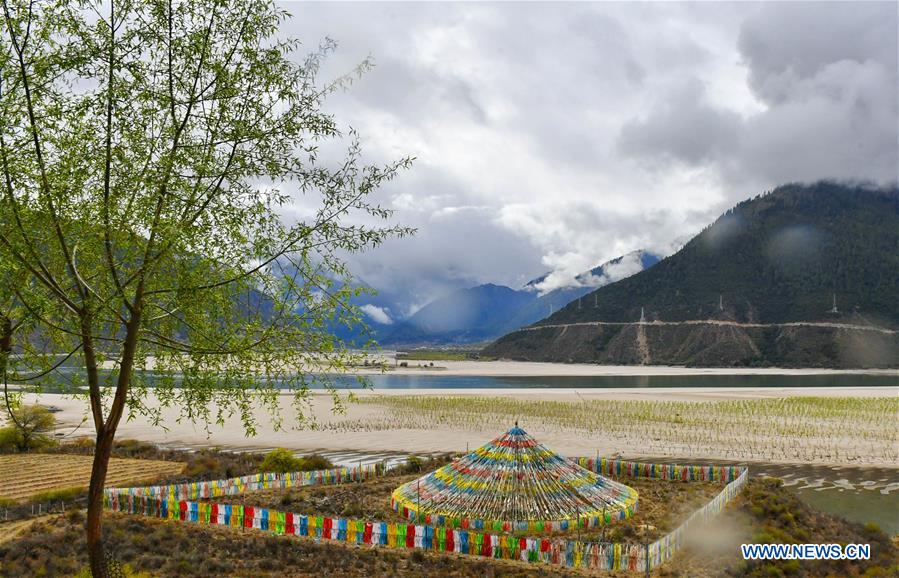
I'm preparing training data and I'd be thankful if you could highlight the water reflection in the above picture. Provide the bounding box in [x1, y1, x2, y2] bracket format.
[28, 367, 899, 391]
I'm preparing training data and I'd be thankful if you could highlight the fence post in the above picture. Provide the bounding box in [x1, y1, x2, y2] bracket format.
[644, 542, 650, 577]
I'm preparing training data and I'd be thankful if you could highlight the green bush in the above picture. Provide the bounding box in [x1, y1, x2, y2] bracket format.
[0, 496, 16, 507]
[260, 448, 303, 473]
[406, 455, 423, 472]
[30, 486, 85, 503]
[260, 449, 334, 473]
[863, 521, 882, 534]
[298, 453, 334, 471]
[0, 426, 23, 451]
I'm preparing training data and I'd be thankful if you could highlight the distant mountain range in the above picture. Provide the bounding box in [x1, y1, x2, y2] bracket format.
[374, 250, 661, 346]
[484, 182, 899, 368]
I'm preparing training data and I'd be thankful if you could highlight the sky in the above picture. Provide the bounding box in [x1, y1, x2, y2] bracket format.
[278, 1, 898, 320]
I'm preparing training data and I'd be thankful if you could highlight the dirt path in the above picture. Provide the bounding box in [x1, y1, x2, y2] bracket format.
[0, 515, 57, 545]
[636, 322, 651, 364]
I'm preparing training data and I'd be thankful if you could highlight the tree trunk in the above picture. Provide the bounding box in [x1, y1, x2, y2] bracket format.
[84, 308, 141, 577]
[0, 315, 10, 364]
[86, 428, 115, 578]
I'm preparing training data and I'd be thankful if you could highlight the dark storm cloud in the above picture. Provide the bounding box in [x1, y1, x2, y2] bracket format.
[738, 2, 897, 105]
[276, 1, 898, 312]
[615, 2, 898, 189]
[618, 78, 742, 165]
[734, 2, 898, 186]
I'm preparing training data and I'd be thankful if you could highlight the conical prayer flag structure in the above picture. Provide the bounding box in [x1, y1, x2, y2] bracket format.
[391, 425, 638, 533]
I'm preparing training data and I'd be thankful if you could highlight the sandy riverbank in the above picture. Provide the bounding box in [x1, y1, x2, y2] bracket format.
[25, 385, 898, 468]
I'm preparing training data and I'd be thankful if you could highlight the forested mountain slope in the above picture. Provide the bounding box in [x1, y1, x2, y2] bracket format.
[485, 182, 899, 367]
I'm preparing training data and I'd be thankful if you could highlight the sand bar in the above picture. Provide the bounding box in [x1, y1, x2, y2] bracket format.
[24, 385, 898, 468]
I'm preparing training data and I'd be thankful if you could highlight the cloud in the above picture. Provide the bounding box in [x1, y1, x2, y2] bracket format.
[495, 200, 698, 290]
[530, 249, 658, 295]
[359, 304, 393, 325]
[618, 78, 742, 166]
[580, 251, 647, 287]
[737, 2, 896, 106]
[275, 1, 897, 317]
[616, 2, 898, 190]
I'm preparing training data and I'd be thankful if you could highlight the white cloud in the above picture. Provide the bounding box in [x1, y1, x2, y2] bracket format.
[582, 252, 647, 287]
[359, 304, 393, 325]
[530, 250, 654, 295]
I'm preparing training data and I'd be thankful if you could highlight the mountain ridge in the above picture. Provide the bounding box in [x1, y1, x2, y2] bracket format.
[376, 250, 661, 345]
[484, 181, 899, 367]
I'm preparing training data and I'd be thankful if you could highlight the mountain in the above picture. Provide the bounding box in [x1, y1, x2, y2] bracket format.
[524, 251, 661, 293]
[316, 277, 412, 346]
[380, 284, 536, 345]
[512, 251, 661, 329]
[484, 182, 899, 367]
[376, 252, 662, 346]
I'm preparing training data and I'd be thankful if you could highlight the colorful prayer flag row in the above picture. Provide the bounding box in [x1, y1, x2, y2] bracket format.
[104, 492, 651, 572]
[105, 457, 745, 506]
[104, 457, 749, 572]
[576, 458, 746, 483]
[105, 461, 388, 502]
[648, 467, 750, 567]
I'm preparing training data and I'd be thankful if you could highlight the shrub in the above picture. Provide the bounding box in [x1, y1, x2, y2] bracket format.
[260, 448, 303, 473]
[73, 565, 151, 578]
[406, 455, 423, 472]
[863, 522, 882, 534]
[299, 453, 334, 471]
[0, 426, 23, 452]
[183, 455, 222, 478]
[260, 449, 334, 473]
[70, 437, 94, 449]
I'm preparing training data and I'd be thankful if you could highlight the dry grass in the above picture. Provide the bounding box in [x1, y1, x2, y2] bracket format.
[0, 454, 184, 503]
[0, 512, 589, 577]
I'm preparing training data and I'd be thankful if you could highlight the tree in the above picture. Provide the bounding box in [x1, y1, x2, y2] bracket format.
[0, 0, 412, 575]
[0, 250, 63, 441]
[2, 403, 57, 451]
